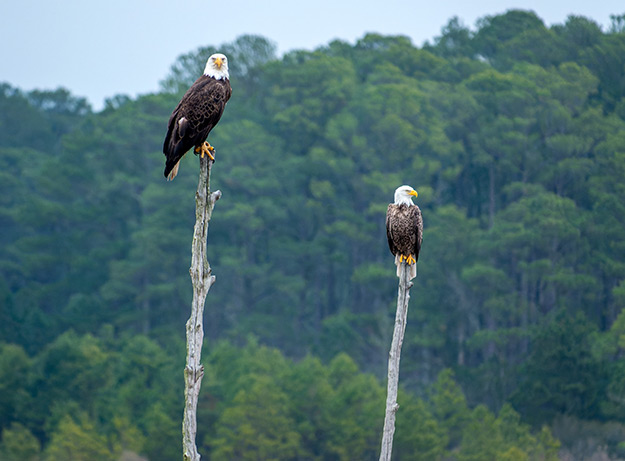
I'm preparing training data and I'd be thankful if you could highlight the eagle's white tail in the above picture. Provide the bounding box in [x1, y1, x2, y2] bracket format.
[394, 255, 417, 280]
[167, 161, 181, 181]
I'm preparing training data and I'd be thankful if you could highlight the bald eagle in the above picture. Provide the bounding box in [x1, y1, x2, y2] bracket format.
[163, 53, 232, 180]
[386, 185, 423, 280]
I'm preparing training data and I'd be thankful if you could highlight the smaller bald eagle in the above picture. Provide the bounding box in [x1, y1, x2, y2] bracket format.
[163, 53, 232, 180]
[386, 185, 423, 280]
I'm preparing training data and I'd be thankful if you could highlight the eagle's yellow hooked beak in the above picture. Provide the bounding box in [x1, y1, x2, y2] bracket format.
[409, 190, 418, 197]
[214, 57, 223, 68]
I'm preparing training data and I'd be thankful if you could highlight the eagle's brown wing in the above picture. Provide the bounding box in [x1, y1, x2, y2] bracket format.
[386, 204, 399, 257]
[411, 205, 423, 262]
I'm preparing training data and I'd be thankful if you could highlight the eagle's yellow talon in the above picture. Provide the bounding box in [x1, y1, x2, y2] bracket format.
[406, 255, 416, 265]
[196, 142, 215, 160]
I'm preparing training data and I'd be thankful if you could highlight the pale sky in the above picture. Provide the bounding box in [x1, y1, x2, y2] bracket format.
[1, 0, 622, 110]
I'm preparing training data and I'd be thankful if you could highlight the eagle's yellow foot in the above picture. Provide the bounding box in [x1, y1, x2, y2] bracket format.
[195, 142, 215, 161]
[399, 255, 407, 263]
[406, 255, 416, 265]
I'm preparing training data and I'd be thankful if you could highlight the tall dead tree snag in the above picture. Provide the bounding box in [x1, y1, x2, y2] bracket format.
[183, 154, 221, 461]
[379, 262, 413, 461]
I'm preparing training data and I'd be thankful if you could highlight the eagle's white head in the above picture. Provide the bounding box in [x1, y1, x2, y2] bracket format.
[394, 185, 418, 206]
[204, 53, 229, 80]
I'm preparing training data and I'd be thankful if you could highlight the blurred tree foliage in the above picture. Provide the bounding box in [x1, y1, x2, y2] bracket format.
[0, 336, 558, 460]
[2, 10, 625, 458]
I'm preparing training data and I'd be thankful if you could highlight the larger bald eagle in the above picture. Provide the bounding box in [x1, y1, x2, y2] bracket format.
[163, 53, 232, 180]
[386, 185, 423, 280]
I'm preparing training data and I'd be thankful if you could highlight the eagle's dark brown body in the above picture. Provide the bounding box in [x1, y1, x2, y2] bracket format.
[163, 74, 232, 179]
[386, 203, 423, 278]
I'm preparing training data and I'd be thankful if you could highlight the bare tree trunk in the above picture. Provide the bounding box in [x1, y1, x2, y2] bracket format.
[183, 154, 221, 461]
[379, 262, 413, 461]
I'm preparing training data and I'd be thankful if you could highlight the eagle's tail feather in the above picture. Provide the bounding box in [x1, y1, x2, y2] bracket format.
[395, 255, 417, 280]
[166, 160, 181, 181]
[164, 141, 190, 179]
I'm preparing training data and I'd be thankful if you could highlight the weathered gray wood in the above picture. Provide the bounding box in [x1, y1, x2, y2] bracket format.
[183, 154, 221, 461]
[379, 262, 413, 461]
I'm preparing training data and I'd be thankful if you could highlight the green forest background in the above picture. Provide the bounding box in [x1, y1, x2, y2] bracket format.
[2, 9, 625, 460]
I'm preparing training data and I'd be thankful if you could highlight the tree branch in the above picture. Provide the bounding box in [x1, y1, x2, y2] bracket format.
[183, 154, 221, 461]
[379, 262, 413, 461]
